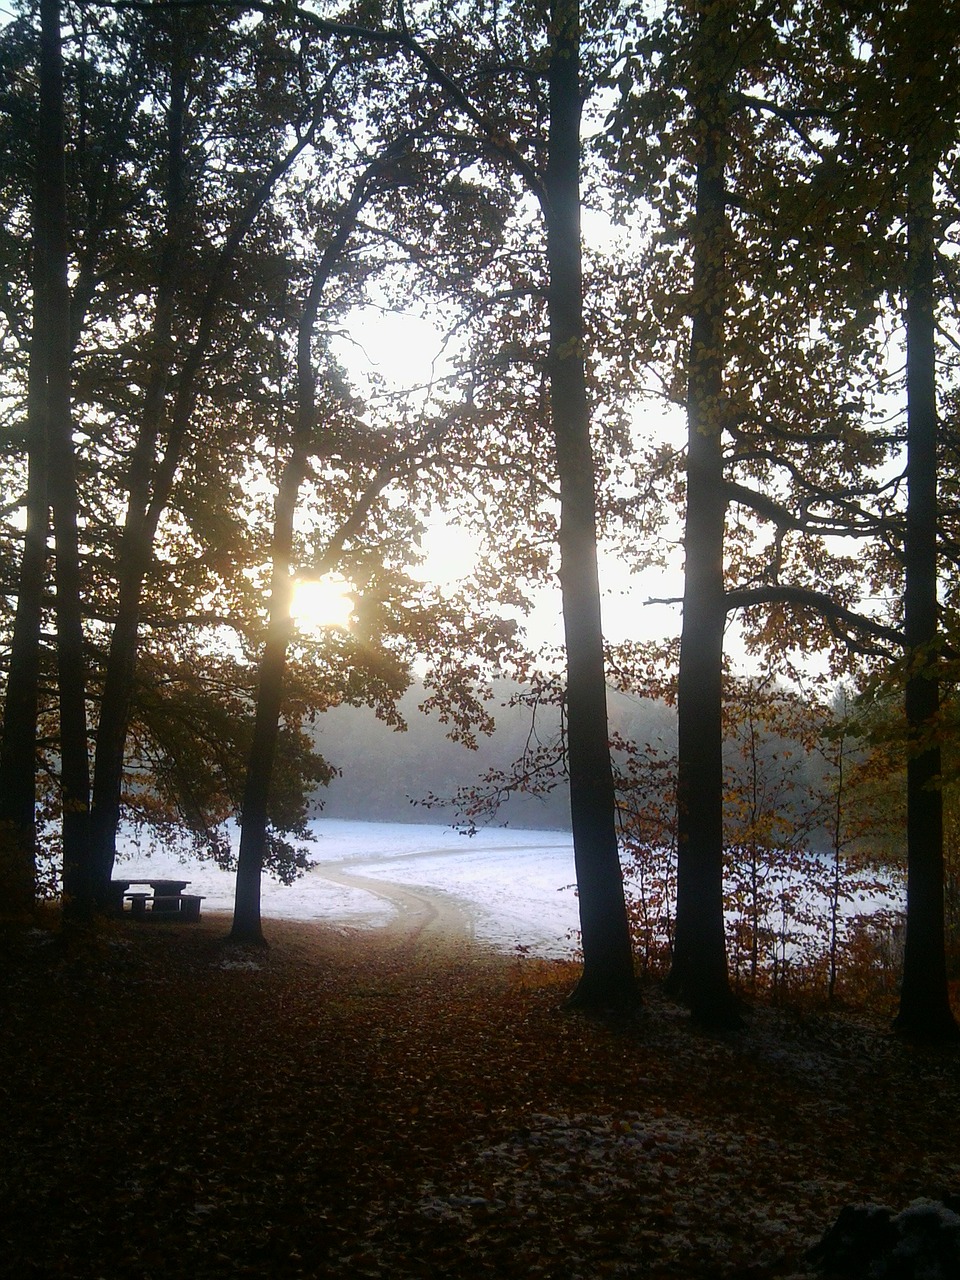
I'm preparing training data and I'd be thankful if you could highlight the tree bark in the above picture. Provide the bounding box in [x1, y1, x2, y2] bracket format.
[89, 81, 319, 904]
[0, 318, 49, 912]
[89, 43, 188, 905]
[229, 470, 301, 946]
[666, 0, 738, 1027]
[545, 0, 636, 1011]
[230, 178, 373, 945]
[38, 0, 92, 919]
[893, 157, 959, 1042]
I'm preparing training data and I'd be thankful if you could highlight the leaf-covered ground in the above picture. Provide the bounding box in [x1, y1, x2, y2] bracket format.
[2, 912, 958, 1278]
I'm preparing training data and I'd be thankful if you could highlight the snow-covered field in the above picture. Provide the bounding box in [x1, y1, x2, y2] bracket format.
[115, 819, 581, 957]
[114, 818, 905, 962]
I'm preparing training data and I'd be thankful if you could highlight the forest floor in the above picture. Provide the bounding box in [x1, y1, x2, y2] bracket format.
[2, 908, 959, 1279]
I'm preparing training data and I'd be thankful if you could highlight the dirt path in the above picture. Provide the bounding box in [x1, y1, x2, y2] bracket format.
[310, 862, 479, 960]
[303, 838, 575, 961]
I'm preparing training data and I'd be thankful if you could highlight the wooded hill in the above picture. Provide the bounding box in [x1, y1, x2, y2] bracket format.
[313, 677, 840, 855]
[314, 677, 675, 830]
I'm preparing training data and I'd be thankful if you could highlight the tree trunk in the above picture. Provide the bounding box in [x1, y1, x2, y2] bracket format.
[90, 46, 187, 905]
[545, 0, 636, 1011]
[893, 158, 959, 1042]
[38, 0, 92, 919]
[229, 478, 301, 947]
[0, 330, 49, 912]
[230, 178, 373, 945]
[89, 71, 317, 903]
[666, 0, 738, 1027]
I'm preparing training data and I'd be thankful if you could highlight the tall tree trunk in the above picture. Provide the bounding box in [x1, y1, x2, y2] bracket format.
[229, 461, 303, 946]
[545, 0, 636, 1011]
[38, 0, 92, 919]
[666, 0, 738, 1027]
[89, 97, 318, 904]
[230, 178, 373, 945]
[0, 336, 49, 912]
[89, 45, 187, 905]
[893, 158, 958, 1042]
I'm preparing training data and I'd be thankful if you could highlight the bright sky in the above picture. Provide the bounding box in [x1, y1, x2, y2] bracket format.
[324, 302, 838, 683]
[324, 302, 687, 657]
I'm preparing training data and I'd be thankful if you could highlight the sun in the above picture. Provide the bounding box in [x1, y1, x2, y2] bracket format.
[290, 576, 355, 632]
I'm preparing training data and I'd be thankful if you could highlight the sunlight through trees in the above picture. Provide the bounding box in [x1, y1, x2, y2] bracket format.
[2, 0, 960, 1038]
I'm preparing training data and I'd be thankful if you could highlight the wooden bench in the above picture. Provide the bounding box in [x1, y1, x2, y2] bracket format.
[121, 889, 205, 921]
[180, 894, 205, 922]
[151, 894, 206, 921]
[124, 892, 150, 920]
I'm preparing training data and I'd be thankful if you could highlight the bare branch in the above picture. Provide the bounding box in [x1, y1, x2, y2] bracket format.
[725, 480, 885, 539]
[725, 584, 903, 650]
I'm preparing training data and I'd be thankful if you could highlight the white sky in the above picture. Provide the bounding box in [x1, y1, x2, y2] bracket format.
[332, 304, 688, 657]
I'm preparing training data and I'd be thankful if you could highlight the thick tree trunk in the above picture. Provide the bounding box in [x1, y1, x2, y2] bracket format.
[666, 0, 738, 1027]
[38, 0, 92, 919]
[89, 530, 154, 903]
[545, 0, 636, 1011]
[0, 340, 49, 912]
[229, 469, 302, 947]
[893, 161, 958, 1042]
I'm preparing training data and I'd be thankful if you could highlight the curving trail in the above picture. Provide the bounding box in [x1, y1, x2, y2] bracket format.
[311, 862, 478, 959]
[300, 835, 580, 960]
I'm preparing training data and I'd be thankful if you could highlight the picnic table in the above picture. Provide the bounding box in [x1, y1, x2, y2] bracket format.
[110, 879, 205, 922]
